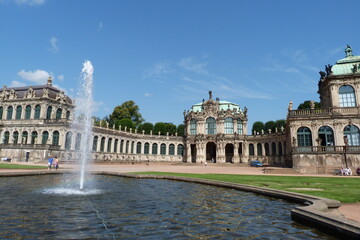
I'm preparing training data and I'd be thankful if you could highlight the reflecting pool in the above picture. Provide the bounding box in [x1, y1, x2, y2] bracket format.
[0, 175, 338, 239]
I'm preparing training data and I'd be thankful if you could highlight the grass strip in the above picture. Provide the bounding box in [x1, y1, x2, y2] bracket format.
[133, 172, 360, 203]
[0, 163, 47, 169]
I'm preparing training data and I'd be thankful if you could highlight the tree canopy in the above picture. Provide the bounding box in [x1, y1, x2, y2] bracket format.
[297, 100, 320, 110]
[252, 121, 264, 134]
[109, 100, 144, 126]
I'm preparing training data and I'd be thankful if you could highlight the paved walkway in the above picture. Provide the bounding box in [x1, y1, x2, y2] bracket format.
[1, 162, 359, 222]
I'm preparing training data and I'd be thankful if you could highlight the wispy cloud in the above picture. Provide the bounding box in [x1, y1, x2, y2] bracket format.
[49, 36, 59, 53]
[178, 57, 208, 74]
[15, 0, 45, 6]
[143, 62, 171, 79]
[57, 75, 64, 81]
[144, 92, 152, 97]
[9, 80, 26, 88]
[17, 69, 50, 84]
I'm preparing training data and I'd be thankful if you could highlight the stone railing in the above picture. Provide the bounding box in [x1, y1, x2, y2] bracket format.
[288, 107, 360, 118]
[293, 145, 360, 153]
[0, 143, 61, 150]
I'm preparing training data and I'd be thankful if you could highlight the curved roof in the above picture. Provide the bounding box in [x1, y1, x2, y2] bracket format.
[332, 45, 360, 75]
[191, 100, 242, 113]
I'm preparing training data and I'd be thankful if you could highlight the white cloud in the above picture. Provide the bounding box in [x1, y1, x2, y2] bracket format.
[143, 62, 170, 78]
[98, 22, 103, 31]
[17, 69, 50, 84]
[49, 36, 58, 53]
[9, 80, 26, 87]
[15, 0, 44, 6]
[144, 92, 152, 97]
[57, 75, 64, 81]
[178, 57, 208, 74]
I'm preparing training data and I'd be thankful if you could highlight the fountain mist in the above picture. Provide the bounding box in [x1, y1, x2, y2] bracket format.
[73, 60, 94, 190]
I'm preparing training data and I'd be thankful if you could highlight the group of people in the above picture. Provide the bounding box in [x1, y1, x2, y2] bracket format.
[47, 156, 59, 170]
[340, 167, 353, 176]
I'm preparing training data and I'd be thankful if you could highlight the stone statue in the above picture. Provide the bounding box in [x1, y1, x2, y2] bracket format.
[288, 101, 293, 111]
[345, 44, 353, 57]
[319, 71, 326, 79]
[209, 90, 212, 99]
[292, 137, 297, 146]
[352, 64, 358, 73]
[43, 88, 49, 97]
[325, 64, 332, 76]
[310, 100, 315, 109]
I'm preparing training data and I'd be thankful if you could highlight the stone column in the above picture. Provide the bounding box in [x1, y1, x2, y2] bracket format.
[233, 143, 240, 163]
[242, 142, 249, 163]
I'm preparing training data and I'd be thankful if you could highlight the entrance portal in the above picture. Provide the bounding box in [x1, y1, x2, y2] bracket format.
[206, 142, 216, 163]
[225, 144, 234, 163]
[191, 144, 196, 163]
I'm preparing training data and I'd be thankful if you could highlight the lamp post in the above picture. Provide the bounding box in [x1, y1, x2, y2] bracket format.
[343, 135, 349, 168]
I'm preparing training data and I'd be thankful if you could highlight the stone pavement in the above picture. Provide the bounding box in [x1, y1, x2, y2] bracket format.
[1, 162, 359, 223]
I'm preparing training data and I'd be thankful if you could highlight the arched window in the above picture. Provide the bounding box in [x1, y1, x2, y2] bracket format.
[278, 142, 283, 156]
[126, 140, 129, 153]
[34, 105, 41, 119]
[7, 106, 13, 120]
[25, 105, 31, 120]
[160, 143, 166, 155]
[136, 142, 142, 154]
[100, 137, 105, 152]
[206, 117, 216, 135]
[297, 127, 312, 146]
[169, 144, 175, 155]
[92, 136, 98, 151]
[339, 85, 356, 107]
[22, 131, 28, 144]
[31, 131, 38, 144]
[272, 142, 276, 156]
[120, 140, 124, 153]
[75, 133, 81, 150]
[56, 108, 62, 119]
[318, 126, 334, 146]
[237, 120, 243, 134]
[144, 142, 149, 154]
[114, 139, 118, 153]
[265, 143, 270, 156]
[107, 138, 112, 152]
[190, 119, 197, 135]
[152, 143, 158, 155]
[66, 111, 70, 120]
[52, 131, 59, 145]
[257, 143, 262, 156]
[13, 131, 19, 144]
[177, 144, 184, 156]
[344, 125, 360, 146]
[3, 131, 10, 144]
[15, 106, 22, 120]
[65, 132, 72, 150]
[224, 117, 233, 134]
[249, 143, 254, 156]
[42, 131, 49, 144]
[0, 106, 3, 119]
[131, 141, 135, 154]
[46, 106, 52, 119]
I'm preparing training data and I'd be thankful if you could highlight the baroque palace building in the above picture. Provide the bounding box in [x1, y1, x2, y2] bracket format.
[0, 45, 359, 173]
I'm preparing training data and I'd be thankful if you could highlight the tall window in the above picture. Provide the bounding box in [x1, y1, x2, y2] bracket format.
[100, 137, 105, 152]
[52, 131, 60, 145]
[126, 140, 129, 153]
[339, 85, 356, 107]
[237, 120, 243, 134]
[144, 142, 149, 154]
[65, 132, 72, 150]
[152, 143, 158, 154]
[160, 143, 166, 155]
[344, 125, 360, 146]
[22, 131, 28, 144]
[249, 143, 254, 156]
[265, 143, 270, 156]
[120, 140, 124, 153]
[46, 106, 52, 119]
[66, 111, 70, 120]
[3, 131, 10, 144]
[13, 131, 19, 144]
[56, 108, 62, 119]
[257, 143, 262, 156]
[131, 141, 134, 154]
[206, 117, 216, 135]
[93, 136, 98, 151]
[318, 126, 334, 146]
[177, 144, 184, 156]
[25, 105, 31, 120]
[271, 142, 277, 156]
[16, 106, 22, 120]
[6, 106, 13, 120]
[169, 144, 175, 155]
[278, 142, 283, 156]
[42, 131, 49, 144]
[114, 139, 118, 153]
[190, 119, 197, 135]
[34, 105, 41, 119]
[107, 138, 112, 152]
[75, 133, 81, 150]
[136, 142, 142, 154]
[224, 117, 233, 134]
[0, 106, 3, 120]
[297, 127, 312, 146]
[31, 131, 38, 144]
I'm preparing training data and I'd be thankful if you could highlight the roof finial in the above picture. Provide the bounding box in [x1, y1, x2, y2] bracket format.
[345, 44, 353, 57]
[208, 90, 212, 99]
[47, 76, 52, 86]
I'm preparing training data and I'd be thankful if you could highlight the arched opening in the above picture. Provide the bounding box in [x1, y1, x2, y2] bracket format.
[107, 138, 112, 152]
[206, 142, 216, 162]
[224, 118, 233, 134]
[177, 144, 184, 156]
[144, 142, 150, 154]
[152, 143, 158, 155]
[339, 85, 356, 107]
[0, 106, 3, 119]
[92, 136, 98, 151]
[7, 106, 13, 120]
[344, 125, 360, 146]
[15, 105, 22, 120]
[42, 131, 49, 145]
[31, 131, 38, 144]
[169, 144, 175, 155]
[126, 140, 130, 153]
[75, 133, 81, 150]
[318, 126, 334, 146]
[22, 131, 28, 144]
[100, 137, 105, 152]
[131, 141, 135, 154]
[297, 127, 312, 146]
[265, 143, 270, 156]
[257, 143, 262, 156]
[25, 105, 31, 120]
[120, 140, 124, 153]
[3, 131, 10, 144]
[46, 106, 52, 119]
[271, 142, 277, 156]
[52, 131, 59, 145]
[13, 131, 19, 144]
[190, 119, 197, 135]
[114, 139, 118, 153]
[249, 143, 254, 156]
[56, 108, 62, 119]
[206, 117, 216, 135]
[160, 143, 166, 155]
[136, 142, 142, 154]
[34, 105, 41, 119]
[225, 143, 234, 163]
[191, 144, 196, 163]
[65, 132, 72, 150]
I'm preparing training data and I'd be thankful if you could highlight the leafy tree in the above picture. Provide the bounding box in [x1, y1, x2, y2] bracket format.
[92, 116, 101, 126]
[164, 123, 177, 135]
[264, 121, 276, 133]
[115, 118, 135, 132]
[297, 100, 320, 110]
[177, 124, 185, 136]
[109, 100, 144, 126]
[252, 121, 264, 134]
[138, 122, 154, 134]
[154, 122, 166, 135]
[275, 119, 286, 131]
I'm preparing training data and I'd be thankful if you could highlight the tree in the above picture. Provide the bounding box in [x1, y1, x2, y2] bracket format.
[164, 123, 177, 135]
[264, 121, 276, 133]
[252, 121, 264, 134]
[177, 124, 185, 136]
[138, 122, 154, 134]
[154, 122, 166, 135]
[92, 116, 101, 126]
[297, 100, 320, 110]
[275, 119, 286, 131]
[109, 100, 144, 126]
[115, 118, 135, 132]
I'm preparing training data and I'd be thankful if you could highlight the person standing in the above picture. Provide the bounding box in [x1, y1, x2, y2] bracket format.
[47, 156, 54, 170]
[54, 156, 59, 170]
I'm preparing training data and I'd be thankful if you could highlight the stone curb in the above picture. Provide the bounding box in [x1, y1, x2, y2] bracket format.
[1, 171, 359, 239]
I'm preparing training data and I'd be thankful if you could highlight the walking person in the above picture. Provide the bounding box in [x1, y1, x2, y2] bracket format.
[47, 156, 54, 170]
[54, 156, 59, 170]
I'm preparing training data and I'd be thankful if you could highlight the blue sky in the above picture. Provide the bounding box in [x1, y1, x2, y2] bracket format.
[1, 0, 360, 128]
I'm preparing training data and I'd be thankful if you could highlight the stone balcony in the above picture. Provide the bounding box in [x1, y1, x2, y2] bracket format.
[293, 145, 360, 154]
[288, 107, 360, 118]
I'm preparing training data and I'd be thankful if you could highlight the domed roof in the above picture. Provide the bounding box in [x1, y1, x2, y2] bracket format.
[190, 100, 242, 113]
[331, 45, 360, 75]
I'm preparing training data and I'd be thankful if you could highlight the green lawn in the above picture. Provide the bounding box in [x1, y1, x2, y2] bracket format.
[0, 163, 47, 169]
[134, 172, 360, 203]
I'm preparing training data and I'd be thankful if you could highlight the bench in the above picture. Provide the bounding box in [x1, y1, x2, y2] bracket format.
[262, 168, 273, 173]
[333, 169, 342, 175]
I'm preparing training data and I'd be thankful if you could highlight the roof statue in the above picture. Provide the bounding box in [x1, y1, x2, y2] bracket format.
[325, 64, 333, 76]
[345, 44, 353, 57]
[209, 90, 212, 99]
